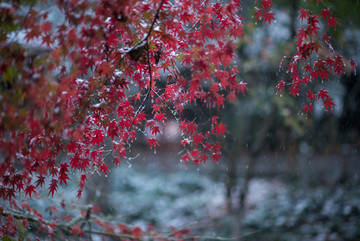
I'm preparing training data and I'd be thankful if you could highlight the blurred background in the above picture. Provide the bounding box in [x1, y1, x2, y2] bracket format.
[23, 0, 360, 240]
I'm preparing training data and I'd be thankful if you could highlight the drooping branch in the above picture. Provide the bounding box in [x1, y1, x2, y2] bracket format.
[1, 207, 262, 241]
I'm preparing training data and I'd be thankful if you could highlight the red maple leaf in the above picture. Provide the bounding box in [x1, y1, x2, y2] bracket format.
[263, 11, 275, 25]
[25, 185, 36, 199]
[154, 112, 166, 123]
[211, 153, 222, 164]
[42, 22, 52, 33]
[66, 141, 78, 154]
[48, 179, 58, 197]
[303, 103, 313, 117]
[98, 163, 110, 175]
[185, 122, 197, 136]
[134, 112, 147, 126]
[327, 16, 339, 30]
[289, 85, 300, 97]
[236, 81, 248, 96]
[318, 88, 329, 101]
[323, 98, 336, 112]
[227, 90, 237, 103]
[306, 90, 316, 103]
[35, 175, 46, 188]
[299, 8, 309, 21]
[276, 80, 285, 94]
[107, 120, 119, 140]
[91, 129, 104, 147]
[321, 8, 331, 19]
[199, 154, 208, 163]
[254, 7, 263, 21]
[59, 163, 70, 186]
[133, 92, 142, 103]
[261, 0, 273, 11]
[213, 122, 228, 136]
[147, 138, 159, 149]
[192, 133, 203, 147]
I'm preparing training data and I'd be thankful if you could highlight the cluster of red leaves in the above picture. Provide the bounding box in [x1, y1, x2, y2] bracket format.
[254, 0, 276, 25]
[0, 0, 354, 239]
[0, 0, 352, 207]
[0, 0, 248, 201]
[276, 1, 356, 117]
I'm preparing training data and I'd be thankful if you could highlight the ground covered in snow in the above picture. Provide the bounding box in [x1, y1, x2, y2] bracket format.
[7, 165, 360, 241]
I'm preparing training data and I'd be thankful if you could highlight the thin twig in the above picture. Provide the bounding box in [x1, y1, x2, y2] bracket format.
[147, 42, 153, 92]
[144, 0, 165, 41]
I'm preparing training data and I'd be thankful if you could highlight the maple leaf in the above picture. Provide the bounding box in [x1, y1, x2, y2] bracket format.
[299, 8, 309, 21]
[35, 175, 46, 188]
[79, 174, 88, 189]
[107, 120, 119, 140]
[211, 153, 222, 164]
[25, 185, 36, 199]
[181, 138, 190, 147]
[227, 90, 237, 103]
[300, 76, 311, 85]
[185, 122, 197, 136]
[70, 155, 81, 170]
[306, 90, 316, 103]
[24, 27, 41, 43]
[323, 97, 336, 112]
[98, 163, 110, 175]
[321, 8, 331, 19]
[327, 16, 339, 30]
[150, 125, 161, 136]
[59, 163, 70, 186]
[66, 141, 78, 154]
[199, 154, 208, 163]
[192, 133, 203, 147]
[289, 85, 300, 97]
[318, 89, 329, 101]
[214, 93, 225, 109]
[181, 153, 191, 164]
[133, 92, 142, 103]
[263, 11, 275, 25]
[190, 149, 199, 158]
[134, 112, 147, 126]
[42, 22, 52, 33]
[147, 138, 159, 149]
[213, 122, 228, 136]
[154, 112, 166, 123]
[91, 129, 104, 147]
[41, 35, 53, 47]
[236, 81, 248, 96]
[303, 103, 313, 117]
[334, 55, 345, 76]
[48, 179, 58, 197]
[211, 116, 219, 126]
[304, 64, 312, 73]
[276, 80, 285, 94]
[261, 0, 273, 11]
[254, 7, 263, 21]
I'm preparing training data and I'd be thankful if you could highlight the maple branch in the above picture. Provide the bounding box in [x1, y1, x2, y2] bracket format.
[119, 0, 164, 60]
[129, 90, 150, 131]
[80, 205, 93, 241]
[144, 0, 165, 41]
